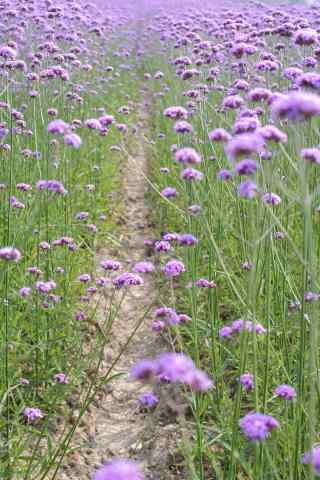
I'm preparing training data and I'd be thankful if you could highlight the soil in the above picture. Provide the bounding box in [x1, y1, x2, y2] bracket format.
[58, 109, 184, 480]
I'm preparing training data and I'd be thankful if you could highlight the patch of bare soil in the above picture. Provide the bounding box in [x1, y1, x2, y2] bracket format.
[58, 112, 184, 480]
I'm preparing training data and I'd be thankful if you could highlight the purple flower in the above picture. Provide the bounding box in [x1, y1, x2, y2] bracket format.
[85, 118, 102, 130]
[164, 106, 188, 120]
[20, 378, 30, 386]
[54, 373, 69, 384]
[181, 168, 203, 181]
[238, 180, 257, 199]
[131, 360, 155, 380]
[195, 278, 217, 288]
[174, 121, 194, 134]
[178, 234, 198, 246]
[188, 204, 201, 215]
[271, 92, 320, 122]
[79, 274, 91, 283]
[241, 261, 254, 270]
[39, 241, 50, 251]
[258, 125, 287, 144]
[294, 29, 318, 46]
[163, 260, 185, 277]
[240, 412, 279, 442]
[219, 326, 233, 338]
[274, 384, 296, 400]
[138, 392, 159, 409]
[133, 261, 155, 273]
[239, 373, 254, 391]
[0, 247, 21, 262]
[152, 320, 165, 332]
[47, 119, 69, 135]
[175, 147, 201, 165]
[93, 459, 144, 480]
[304, 291, 319, 303]
[217, 169, 233, 181]
[235, 159, 257, 176]
[100, 260, 121, 271]
[184, 368, 213, 392]
[23, 407, 43, 423]
[178, 314, 191, 323]
[64, 133, 82, 149]
[209, 128, 231, 143]
[36, 280, 56, 293]
[20, 287, 31, 297]
[301, 148, 320, 165]
[161, 187, 177, 199]
[76, 211, 89, 221]
[0, 46, 16, 58]
[262, 192, 281, 206]
[154, 240, 171, 252]
[154, 307, 180, 325]
[301, 447, 320, 476]
[227, 133, 264, 160]
[16, 183, 32, 191]
[75, 310, 86, 321]
[155, 352, 195, 382]
[113, 273, 144, 289]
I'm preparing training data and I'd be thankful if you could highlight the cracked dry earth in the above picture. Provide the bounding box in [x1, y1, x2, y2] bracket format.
[59, 112, 183, 480]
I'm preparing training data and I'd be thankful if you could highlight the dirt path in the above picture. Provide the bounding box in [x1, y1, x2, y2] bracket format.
[59, 110, 182, 480]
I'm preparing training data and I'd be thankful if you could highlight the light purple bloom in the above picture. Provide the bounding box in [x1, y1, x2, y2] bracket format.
[274, 384, 296, 400]
[64, 133, 82, 149]
[133, 261, 155, 273]
[23, 407, 43, 423]
[240, 373, 254, 391]
[262, 192, 281, 205]
[181, 168, 203, 181]
[238, 180, 257, 199]
[0, 247, 21, 262]
[175, 147, 201, 165]
[54, 373, 69, 384]
[93, 459, 144, 480]
[47, 119, 69, 135]
[240, 412, 279, 442]
[100, 260, 121, 271]
[163, 260, 185, 277]
[301, 447, 320, 476]
[161, 187, 177, 199]
[113, 273, 144, 289]
[138, 392, 159, 409]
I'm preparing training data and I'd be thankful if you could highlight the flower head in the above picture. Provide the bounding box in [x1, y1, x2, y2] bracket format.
[240, 412, 279, 442]
[0, 247, 21, 262]
[93, 459, 144, 480]
[274, 384, 296, 401]
[163, 260, 185, 277]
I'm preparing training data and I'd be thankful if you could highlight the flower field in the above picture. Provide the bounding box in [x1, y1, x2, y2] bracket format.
[1, 0, 320, 479]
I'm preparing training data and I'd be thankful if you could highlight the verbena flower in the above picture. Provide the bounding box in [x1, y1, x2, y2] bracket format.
[175, 147, 201, 164]
[54, 373, 69, 384]
[93, 459, 144, 480]
[163, 260, 185, 277]
[138, 392, 159, 409]
[47, 119, 69, 134]
[239, 373, 254, 391]
[271, 92, 320, 122]
[274, 384, 296, 400]
[133, 261, 155, 273]
[0, 247, 21, 262]
[301, 447, 320, 476]
[23, 407, 43, 423]
[240, 412, 279, 442]
[113, 273, 144, 289]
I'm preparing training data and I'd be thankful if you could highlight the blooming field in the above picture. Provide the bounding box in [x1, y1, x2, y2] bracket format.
[1, 0, 320, 479]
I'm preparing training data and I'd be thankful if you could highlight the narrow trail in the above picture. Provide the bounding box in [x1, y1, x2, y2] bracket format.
[59, 109, 182, 480]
